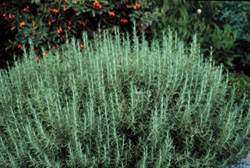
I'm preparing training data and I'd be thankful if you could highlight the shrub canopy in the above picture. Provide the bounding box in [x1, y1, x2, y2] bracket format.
[0, 27, 250, 167]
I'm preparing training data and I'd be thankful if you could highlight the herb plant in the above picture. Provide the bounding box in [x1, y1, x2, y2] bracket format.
[0, 27, 249, 167]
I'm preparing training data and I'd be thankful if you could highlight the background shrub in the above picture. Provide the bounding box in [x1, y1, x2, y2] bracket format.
[213, 1, 250, 76]
[144, 0, 239, 73]
[226, 72, 250, 116]
[0, 0, 153, 70]
[0, 28, 249, 167]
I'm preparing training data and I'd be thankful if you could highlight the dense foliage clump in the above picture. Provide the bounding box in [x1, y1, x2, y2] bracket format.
[0, 28, 249, 167]
[213, 1, 250, 75]
[145, 1, 238, 72]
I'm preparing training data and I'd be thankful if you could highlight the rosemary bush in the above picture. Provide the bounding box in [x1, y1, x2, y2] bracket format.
[0, 27, 250, 168]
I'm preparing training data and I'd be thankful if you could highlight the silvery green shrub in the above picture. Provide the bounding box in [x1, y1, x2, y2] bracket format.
[0, 27, 249, 168]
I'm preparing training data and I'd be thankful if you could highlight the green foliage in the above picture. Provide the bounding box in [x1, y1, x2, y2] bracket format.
[145, 1, 239, 72]
[213, 1, 250, 70]
[226, 71, 250, 115]
[202, 24, 237, 68]
[0, 28, 250, 167]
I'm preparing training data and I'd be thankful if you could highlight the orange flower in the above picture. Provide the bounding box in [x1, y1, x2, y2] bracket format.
[18, 45, 23, 50]
[40, 8, 43, 12]
[20, 22, 25, 26]
[36, 56, 39, 59]
[57, 27, 63, 34]
[82, 21, 86, 26]
[80, 44, 83, 48]
[48, 21, 51, 26]
[134, 4, 141, 10]
[68, 26, 71, 30]
[64, 0, 67, 3]
[8, 15, 11, 19]
[24, 7, 29, 12]
[125, 0, 128, 2]
[93, 1, 98, 6]
[93, 1, 102, 10]
[126, 4, 129, 8]
[12, 15, 15, 18]
[120, 19, 128, 23]
[45, 53, 48, 57]
[68, 21, 71, 25]
[52, 46, 56, 49]
[32, 24, 35, 27]
[52, 9, 58, 13]
[63, 7, 66, 11]
[109, 12, 115, 17]
[3, 13, 6, 17]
